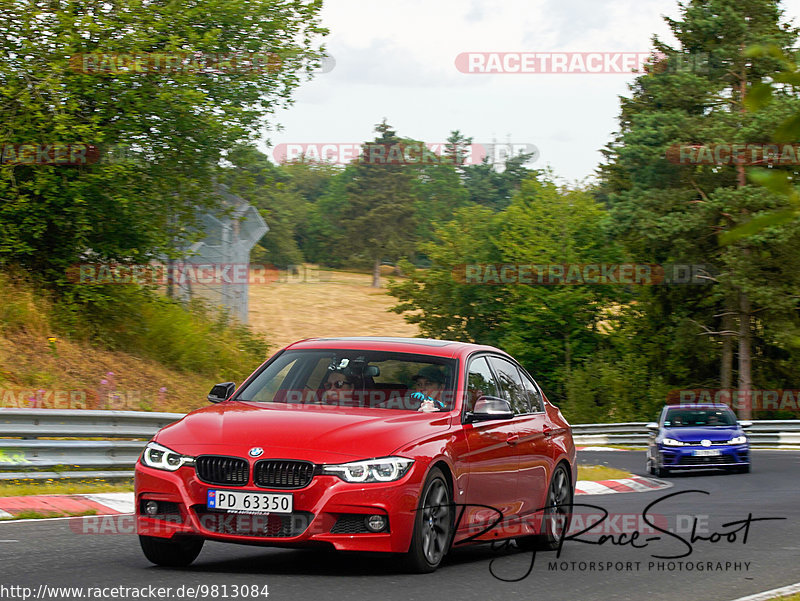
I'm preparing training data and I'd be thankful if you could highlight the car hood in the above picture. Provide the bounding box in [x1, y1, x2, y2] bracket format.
[662, 426, 741, 442]
[154, 401, 452, 462]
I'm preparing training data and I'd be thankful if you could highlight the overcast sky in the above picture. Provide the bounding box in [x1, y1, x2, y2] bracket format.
[265, 0, 800, 183]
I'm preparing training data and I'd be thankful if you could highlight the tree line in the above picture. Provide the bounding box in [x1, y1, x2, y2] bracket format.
[224, 0, 800, 422]
[2, 0, 800, 422]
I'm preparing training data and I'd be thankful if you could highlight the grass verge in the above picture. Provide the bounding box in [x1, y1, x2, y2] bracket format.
[577, 464, 631, 481]
[0, 509, 97, 521]
[0, 479, 133, 498]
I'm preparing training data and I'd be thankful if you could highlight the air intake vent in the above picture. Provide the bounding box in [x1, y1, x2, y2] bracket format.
[253, 460, 315, 489]
[195, 455, 249, 486]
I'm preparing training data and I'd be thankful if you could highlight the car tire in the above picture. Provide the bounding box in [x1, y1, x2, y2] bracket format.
[654, 464, 671, 478]
[737, 464, 751, 474]
[516, 463, 573, 552]
[139, 535, 204, 567]
[646, 456, 656, 475]
[402, 467, 453, 573]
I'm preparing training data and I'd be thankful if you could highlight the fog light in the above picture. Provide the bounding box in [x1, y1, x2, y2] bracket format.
[365, 515, 386, 532]
[144, 500, 159, 516]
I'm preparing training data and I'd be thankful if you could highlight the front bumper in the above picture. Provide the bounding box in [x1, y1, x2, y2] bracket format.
[134, 461, 425, 553]
[659, 443, 749, 469]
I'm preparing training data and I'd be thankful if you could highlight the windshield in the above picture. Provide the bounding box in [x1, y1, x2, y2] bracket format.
[235, 349, 458, 412]
[663, 408, 737, 427]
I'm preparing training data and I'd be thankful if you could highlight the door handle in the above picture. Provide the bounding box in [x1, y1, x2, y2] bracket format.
[542, 425, 553, 437]
[506, 433, 520, 445]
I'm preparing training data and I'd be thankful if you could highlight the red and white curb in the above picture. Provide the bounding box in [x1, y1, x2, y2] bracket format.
[727, 581, 800, 601]
[575, 475, 671, 495]
[0, 492, 133, 519]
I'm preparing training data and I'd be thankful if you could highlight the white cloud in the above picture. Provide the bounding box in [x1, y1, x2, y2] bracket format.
[268, 0, 800, 181]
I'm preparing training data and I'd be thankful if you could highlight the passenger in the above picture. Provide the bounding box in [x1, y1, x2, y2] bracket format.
[411, 366, 448, 412]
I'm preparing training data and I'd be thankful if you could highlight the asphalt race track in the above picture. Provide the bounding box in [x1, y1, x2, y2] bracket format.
[1, 449, 798, 601]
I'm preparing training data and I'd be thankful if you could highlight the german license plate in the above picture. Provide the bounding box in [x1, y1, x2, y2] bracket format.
[207, 490, 292, 513]
[693, 449, 721, 457]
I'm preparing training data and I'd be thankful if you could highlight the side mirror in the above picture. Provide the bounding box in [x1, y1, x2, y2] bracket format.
[739, 420, 753, 429]
[208, 382, 236, 403]
[645, 422, 659, 432]
[466, 396, 514, 423]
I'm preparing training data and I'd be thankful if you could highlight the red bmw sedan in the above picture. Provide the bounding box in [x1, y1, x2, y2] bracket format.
[135, 337, 576, 572]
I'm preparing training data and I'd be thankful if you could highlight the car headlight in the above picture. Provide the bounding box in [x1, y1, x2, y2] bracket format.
[321, 457, 414, 483]
[662, 438, 686, 447]
[729, 435, 747, 445]
[141, 441, 194, 472]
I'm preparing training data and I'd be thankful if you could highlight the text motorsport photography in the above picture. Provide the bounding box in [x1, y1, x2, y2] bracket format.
[473, 490, 783, 583]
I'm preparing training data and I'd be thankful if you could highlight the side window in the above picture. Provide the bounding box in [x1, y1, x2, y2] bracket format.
[466, 356, 500, 412]
[488, 356, 530, 414]
[518, 368, 544, 412]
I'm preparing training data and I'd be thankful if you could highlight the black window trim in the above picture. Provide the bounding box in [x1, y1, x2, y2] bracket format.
[515, 364, 547, 415]
[462, 353, 503, 423]
[486, 354, 537, 417]
[462, 351, 547, 421]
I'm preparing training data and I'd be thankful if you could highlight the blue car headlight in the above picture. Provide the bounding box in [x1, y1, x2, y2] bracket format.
[662, 438, 686, 447]
[729, 435, 747, 445]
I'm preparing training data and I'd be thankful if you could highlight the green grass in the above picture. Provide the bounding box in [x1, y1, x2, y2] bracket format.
[0, 479, 133, 498]
[0, 509, 98, 521]
[61, 286, 269, 380]
[577, 464, 631, 481]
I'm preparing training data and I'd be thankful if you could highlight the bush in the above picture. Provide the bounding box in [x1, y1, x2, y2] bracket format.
[62, 286, 269, 381]
[2, 271, 269, 383]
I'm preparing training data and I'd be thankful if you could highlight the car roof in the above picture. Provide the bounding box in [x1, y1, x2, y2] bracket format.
[665, 403, 732, 410]
[284, 336, 507, 359]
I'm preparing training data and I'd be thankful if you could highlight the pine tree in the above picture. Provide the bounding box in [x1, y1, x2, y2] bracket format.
[341, 121, 418, 287]
[600, 0, 800, 418]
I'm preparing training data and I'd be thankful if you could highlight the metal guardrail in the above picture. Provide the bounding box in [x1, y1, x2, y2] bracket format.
[0, 410, 798, 480]
[0, 409, 183, 480]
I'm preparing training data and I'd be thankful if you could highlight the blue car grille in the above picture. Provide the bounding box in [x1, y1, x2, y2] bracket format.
[677, 455, 735, 466]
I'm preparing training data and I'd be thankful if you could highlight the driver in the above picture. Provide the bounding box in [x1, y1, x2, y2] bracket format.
[322, 370, 355, 405]
[410, 366, 448, 412]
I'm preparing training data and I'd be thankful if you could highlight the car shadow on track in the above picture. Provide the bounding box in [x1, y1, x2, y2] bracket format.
[146, 541, 524, 576]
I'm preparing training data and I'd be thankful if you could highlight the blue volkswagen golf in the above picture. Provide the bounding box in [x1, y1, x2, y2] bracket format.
[646, 403, 751, 476]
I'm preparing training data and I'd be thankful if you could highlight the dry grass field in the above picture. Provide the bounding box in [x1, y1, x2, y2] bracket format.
[0, 266, 419, 415]
[248, 265, 420, 350]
